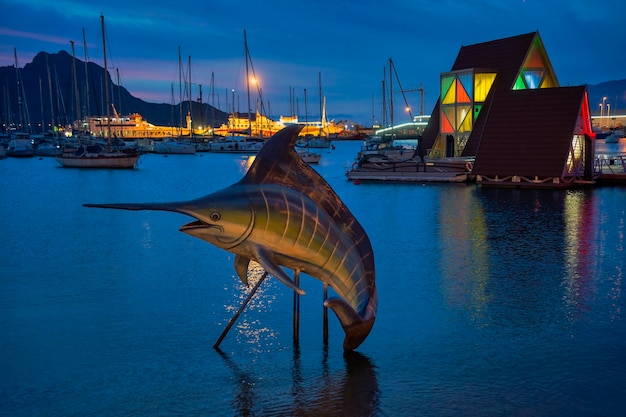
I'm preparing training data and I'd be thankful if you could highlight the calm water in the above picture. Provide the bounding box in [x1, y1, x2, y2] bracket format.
[1, 140, 625, 416]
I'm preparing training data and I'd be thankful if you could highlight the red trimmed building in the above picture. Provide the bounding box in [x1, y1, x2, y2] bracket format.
[420, 32, 595, 188]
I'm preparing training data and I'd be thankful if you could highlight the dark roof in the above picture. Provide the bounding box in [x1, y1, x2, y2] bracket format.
[421, 32, 540, 152]
[471, 86, 587, 178]
[450, 32, 537, 90]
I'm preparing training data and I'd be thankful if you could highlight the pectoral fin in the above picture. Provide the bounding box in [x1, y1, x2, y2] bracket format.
[254, 246, 305, 295]
[234, 255, 251, 286]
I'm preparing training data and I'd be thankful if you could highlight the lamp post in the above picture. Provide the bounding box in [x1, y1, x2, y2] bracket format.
[602, 97, 607, 128]
[250, 76, 257, 113]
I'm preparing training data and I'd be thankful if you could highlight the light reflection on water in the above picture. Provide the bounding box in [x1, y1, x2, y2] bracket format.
[1, 143, 625, 416]
[224, 262, 280, 351]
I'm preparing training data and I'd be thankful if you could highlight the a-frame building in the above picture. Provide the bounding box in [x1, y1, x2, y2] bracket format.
[419, 31, 595, 188]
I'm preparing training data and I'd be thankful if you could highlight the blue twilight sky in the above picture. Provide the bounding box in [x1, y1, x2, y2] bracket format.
[1, 0, 625, 125]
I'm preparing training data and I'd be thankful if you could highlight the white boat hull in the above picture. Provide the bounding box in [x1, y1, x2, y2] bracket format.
[152, 142, 196, 154]
[35, 145, 63, 156]
[297, 151, 322, 164]
[208, 138, 266, 153]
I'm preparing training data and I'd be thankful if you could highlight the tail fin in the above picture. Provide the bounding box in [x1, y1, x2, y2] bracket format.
[324, 291, 377, 351]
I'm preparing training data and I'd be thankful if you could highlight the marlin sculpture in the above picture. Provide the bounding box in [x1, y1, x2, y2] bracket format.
[84, 125, 377, 350]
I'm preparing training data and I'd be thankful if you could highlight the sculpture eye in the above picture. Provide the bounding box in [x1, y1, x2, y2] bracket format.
[210, 211, 221, 222]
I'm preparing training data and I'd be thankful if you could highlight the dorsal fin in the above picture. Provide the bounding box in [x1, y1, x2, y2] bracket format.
[241, 125, 350, 222]
[240, 125, 375, 297]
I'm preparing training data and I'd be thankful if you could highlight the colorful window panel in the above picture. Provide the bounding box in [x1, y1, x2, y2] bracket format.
[440, 106, 455, 133]
[524, 70, 544, 89]
[540, 73, 557, 88]
[441, 76, 455, 103]
[513, 74, 526, 90]
[473, 104, 482, 121]
[474, 73, 496, 102]
[456, 105, 472, 132]
[524, 40, 545, 68]
[457, 74, 473, 103]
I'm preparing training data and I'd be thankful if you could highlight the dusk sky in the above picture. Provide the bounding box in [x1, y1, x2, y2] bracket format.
[1, 0, 625, 125]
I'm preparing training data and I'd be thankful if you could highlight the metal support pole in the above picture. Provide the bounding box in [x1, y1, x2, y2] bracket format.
[293, 270, 300, 346]
[213, 271, 268, 349]
[323, 282, 328, 347]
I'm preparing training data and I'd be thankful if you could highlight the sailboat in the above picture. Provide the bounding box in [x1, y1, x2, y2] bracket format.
[297, 72, 332, 149]
[7, 49, 35, 157]
[208, 29, 270, 153]
[56, 14, 140, 169]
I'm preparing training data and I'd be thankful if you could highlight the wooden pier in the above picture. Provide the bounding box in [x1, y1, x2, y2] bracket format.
[346, 158, 472, 183]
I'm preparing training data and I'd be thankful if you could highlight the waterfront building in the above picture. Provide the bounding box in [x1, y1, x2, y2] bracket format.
[213, 111, 284, 138]
[212, 112, 345, 138]
[84, 112, 196, 139]
[420, 31, 595, 188]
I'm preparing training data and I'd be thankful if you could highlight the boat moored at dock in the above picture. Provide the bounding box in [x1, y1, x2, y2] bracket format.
[207, 136, 266, 153]
[55, 144, 140, 169]
[6, 132, 34, 157]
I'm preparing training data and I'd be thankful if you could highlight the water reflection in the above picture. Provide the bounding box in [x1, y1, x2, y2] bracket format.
[222, 262, 279, 352]
[562, 190, 598, 321]
[438, 186, 491, 324]
[438, 187, 624, 329]
[216, 348, 380, 416]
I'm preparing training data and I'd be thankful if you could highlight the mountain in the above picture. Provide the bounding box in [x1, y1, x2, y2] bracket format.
[0, 51, 229, 134]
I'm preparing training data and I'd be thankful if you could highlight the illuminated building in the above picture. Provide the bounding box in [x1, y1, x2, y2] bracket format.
[420, 32, 595, 188]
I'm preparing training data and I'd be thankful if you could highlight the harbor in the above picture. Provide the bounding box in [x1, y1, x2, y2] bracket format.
[2, 20, 626, 416]
[1, 140, 625, 416]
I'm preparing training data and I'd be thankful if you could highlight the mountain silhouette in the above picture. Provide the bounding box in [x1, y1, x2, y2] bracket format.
[0, 50, 229, 134]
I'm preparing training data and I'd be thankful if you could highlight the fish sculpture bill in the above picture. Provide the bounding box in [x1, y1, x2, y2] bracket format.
[84, 125, 377, 350]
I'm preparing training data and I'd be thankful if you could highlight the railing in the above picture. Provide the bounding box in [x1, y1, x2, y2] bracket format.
[594, 153, 626, 175]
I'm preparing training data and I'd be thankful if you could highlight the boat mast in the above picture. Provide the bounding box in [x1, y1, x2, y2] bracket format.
[391, 60, 413, 122]
[70, 40, 81, 132]
[188, 55, 192, 138]
[38, 75, 44, 134]
[170, 82, 175, 136]
[115, 68, 124, 138]
[13, 48, 24, 132]
[381, 66, 387, 127]
[116, 68, 122, 116]
[209, 71, 215, 133]
[178, 46, 183, 137]
[244, 29, 251, 138]
[304, 88, 308, 130]
[198, 84, 203, 133]
[389, 58, 394, 131]
[82, 28, 91, 118]
[318, 72, 323, 136]
[45, 55, 55, 133]
[101, 13, 112, 142]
